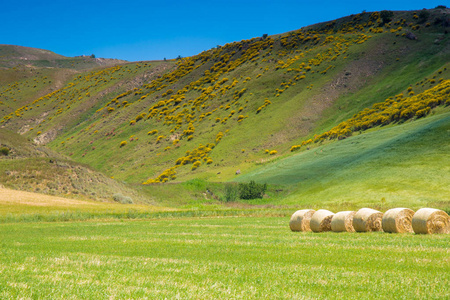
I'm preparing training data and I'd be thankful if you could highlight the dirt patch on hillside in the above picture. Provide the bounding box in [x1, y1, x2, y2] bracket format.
[285, 41, 388, 140]
[33, 128, 59, 145]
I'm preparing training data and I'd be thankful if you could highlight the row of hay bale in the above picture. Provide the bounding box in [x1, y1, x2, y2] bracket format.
[290, 208, 450, 234]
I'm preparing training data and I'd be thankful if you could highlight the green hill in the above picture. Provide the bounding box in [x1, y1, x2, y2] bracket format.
[0, 8, 449, 209]
[236, 110, 450, 211]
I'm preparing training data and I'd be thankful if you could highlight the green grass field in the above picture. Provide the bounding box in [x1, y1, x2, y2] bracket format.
[0, 217, 448, 299]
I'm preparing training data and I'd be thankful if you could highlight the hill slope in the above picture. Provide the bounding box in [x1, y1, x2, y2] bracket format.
[0, 44, 126, 69]
[0, 129, 150, 203]
[0, 8, 449, 208]
[236, 110, 450, 210]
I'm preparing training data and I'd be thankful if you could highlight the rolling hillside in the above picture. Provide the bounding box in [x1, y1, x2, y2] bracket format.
[0, 129, 150, 203]
[237, 110, 450, 210]
[1, 8, 449, 207]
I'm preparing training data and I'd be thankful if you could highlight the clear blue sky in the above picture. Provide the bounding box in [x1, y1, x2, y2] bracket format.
[1, 0, 445, 61]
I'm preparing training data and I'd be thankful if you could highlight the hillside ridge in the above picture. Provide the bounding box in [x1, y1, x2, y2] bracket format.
[0, 44, 127, 69]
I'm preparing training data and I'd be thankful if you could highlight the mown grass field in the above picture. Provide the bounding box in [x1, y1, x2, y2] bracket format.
[0, 187, 291, 223]
[0, 217, 448, 299]
[0, 187, 168, 218]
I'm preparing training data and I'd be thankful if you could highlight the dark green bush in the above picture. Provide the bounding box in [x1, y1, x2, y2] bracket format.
[0, 147, 10, 156]
[239, 181, 267, 200]
[380, 10, 393, 25]
[418, 10, 430, 24]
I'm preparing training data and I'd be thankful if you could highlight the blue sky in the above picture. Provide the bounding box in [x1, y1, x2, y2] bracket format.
[1, 0, 445, 61]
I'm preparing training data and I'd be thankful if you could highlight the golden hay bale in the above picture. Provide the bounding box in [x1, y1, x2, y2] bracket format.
[353, 208, 383, 232]
[382, 208, 415, 233]
[331, 211, 356, 232]
[310, 209, 335, 232]
[412, 208, 450, 234]
[289, 209, 315, 232]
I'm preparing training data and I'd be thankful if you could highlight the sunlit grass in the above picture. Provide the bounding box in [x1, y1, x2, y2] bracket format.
[0, 217, 448, 299]
[237, 110, 450, 211]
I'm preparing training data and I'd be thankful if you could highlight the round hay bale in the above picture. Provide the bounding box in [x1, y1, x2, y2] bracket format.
[412, 208, 450, 234]
[289, 209, 315, 232]
[353, 208, 383, 232]
[382, 208, 415, 233]
[310, 209, 334, 232]
[331, 211, 356, 232]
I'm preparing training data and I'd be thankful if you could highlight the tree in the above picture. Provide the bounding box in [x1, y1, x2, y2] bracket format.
[238, 180, 267, 199]
[90, 54, 95, 58]
[380, 10, 394, 25]
[418, 10, 430, 24]
[262, 33, 268, 40]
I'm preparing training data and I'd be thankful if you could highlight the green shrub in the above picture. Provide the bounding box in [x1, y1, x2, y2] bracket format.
[418, 10, 430, 24]
[112, 193, 133, 204]
[223, 183, 239, 202]
[239, 181, 267, 200]
[380, 10, 393, 24]
[0, 147, 10, 156]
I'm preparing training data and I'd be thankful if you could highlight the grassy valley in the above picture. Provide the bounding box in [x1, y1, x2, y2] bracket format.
[0, 8, 449, 209]
[0, 8, 449, 299]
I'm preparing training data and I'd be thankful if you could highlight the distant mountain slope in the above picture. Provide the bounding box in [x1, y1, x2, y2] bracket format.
[0, 45, 65, 62]
[0, 45, 131, 121]
[0, 44, 126, 69]
[0, 8, 449, 207]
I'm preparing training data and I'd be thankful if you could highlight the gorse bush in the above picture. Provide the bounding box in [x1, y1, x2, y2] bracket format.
[239, 180, 267, 200]
[191, 161, 201, 170]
